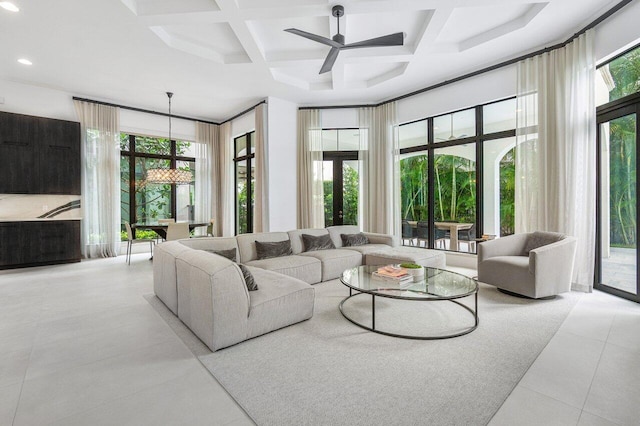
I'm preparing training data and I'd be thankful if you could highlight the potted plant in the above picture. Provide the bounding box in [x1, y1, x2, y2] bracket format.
[400, 263, 424, 282]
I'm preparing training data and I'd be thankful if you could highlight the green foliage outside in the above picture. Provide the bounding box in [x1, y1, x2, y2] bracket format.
[433, 155, 476, 223]
[400, 155, 428, 221]
[500, 148, 515, 236]
[324, 164, 359, 226]
[400, 151, 516, 234]
[606, 48, 639, 248]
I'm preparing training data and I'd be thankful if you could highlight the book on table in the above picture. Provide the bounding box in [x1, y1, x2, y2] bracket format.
[372, 265, 412, 283]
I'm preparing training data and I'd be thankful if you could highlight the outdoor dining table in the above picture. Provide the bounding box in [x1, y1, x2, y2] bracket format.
[407, 221, 473, 251]
[131, 221, 208, 240]
[434, 222, 473, 251]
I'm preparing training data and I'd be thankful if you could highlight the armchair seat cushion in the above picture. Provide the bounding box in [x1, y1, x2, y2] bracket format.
[246, 255, 321, 284]
[478, 255, 534, 297]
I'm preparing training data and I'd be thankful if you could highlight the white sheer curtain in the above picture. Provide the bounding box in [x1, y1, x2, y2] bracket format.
[297, 109, 324, 229]
[358, 102, 400, 235]
[218, 121, 234, 237]
[195, 122, 217, 235]
[254, 103, 269, 232]
[74, 100, 121, 258]
[515, 30, 596, 292]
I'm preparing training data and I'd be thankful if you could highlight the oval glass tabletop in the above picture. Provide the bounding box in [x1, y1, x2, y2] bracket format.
[340, 265, 477, 300]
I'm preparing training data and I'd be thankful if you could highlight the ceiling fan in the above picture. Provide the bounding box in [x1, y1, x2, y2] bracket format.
[284, 5, 404, 74]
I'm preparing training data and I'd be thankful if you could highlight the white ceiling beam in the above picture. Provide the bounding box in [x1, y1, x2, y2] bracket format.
[458, 2, 549, 51]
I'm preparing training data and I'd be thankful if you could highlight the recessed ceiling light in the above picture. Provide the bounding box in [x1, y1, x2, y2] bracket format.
[0, 2, 19, 12]
[18, 58, 32, 66]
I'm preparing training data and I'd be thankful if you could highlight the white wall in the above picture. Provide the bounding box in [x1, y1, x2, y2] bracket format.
[230, 110, 255, 138]
[266, 97, 298, 231]
[397, 65, 517, 124]
[595, 0, 640, 63]
[0, 79, 197, 140]
[321, 108, 358, 128]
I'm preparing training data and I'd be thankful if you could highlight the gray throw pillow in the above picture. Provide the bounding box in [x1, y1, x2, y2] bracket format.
[302, 234, 335, 252]
[239, 264, 258, 291]
[204, 248, 237, 262]
[523, 231, 565, 255]
[341, 233, 370, 247]
[255, 240, 293, 260]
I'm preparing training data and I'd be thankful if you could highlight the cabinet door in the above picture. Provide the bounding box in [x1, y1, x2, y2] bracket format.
[37, 119, 81, 194]
[0, 113, 38, 193]
[0, 222, 29, 266]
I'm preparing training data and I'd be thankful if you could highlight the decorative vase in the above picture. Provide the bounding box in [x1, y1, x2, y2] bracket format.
[405, 267, 425, 282]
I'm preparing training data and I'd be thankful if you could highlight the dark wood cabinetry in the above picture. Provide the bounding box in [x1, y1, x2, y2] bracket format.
[0, 221, 81, 269]
[0, 111, 80, 194]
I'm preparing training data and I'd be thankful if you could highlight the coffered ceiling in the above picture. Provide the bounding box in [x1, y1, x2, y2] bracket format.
[0, 0, 625, 121]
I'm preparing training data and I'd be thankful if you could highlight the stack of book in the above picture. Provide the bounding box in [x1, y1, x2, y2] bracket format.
[371, 265, 413, 284]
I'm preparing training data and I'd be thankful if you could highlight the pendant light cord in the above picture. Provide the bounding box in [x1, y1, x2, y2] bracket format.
[167, 92, 173, 142]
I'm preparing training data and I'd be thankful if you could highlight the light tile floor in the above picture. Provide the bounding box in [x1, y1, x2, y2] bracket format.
[0, 257, 638, 425]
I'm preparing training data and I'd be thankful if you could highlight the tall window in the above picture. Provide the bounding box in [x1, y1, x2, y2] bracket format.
[120, 133, 196, 237]
[399, 98, 517, 253]
[234, 131, 255, 234]
[322, 129, 360, 227]
[595, 43, 640, 302]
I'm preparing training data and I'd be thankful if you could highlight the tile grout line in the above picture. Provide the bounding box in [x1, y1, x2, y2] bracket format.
[575, 307, 618, 425]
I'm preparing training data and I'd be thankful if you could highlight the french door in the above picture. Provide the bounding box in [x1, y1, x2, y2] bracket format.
[596, 94, 640, 302]
[323, 151, 359, 227]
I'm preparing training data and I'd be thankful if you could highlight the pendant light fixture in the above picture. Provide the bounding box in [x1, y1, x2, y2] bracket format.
[146, 92, 192, 185]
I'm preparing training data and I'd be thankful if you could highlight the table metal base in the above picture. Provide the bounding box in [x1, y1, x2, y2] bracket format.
[339, 290, 478, 340]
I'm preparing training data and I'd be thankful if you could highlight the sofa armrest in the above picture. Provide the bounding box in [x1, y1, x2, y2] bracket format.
[176, 250, 250, 352]
[529, 237, 577, 283]
[362, 232, 398, 247]
[477, 233, 529, 263]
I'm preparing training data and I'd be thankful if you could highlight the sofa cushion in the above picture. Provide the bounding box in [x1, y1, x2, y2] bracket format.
[365, 247, 446, 269]
[246, 255, 322, 284]
[237, 232, 290, 263]
[239, 264, 258, 291]
[300, 248, 363, 281]
[302, 233, 336, 252]
[327, 225, 360, 248]
[255, 240, 293, 260]
[342, 243, 392, 255]
[341, 233, 370, 247]
[287, 228, 329, 254]
[204, 248, 237, 262]
[245, 266, 314, 339]
[523, 231, 566, 255]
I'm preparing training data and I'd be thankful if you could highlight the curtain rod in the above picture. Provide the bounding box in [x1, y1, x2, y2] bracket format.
[220, 100, 267, 124]
[72, 96, 220, 125]
[300, 0, 634, 110]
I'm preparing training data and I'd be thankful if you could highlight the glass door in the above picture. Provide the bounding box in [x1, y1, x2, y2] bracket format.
[323, 152, 359, 227]
[596, 105, 639, 302]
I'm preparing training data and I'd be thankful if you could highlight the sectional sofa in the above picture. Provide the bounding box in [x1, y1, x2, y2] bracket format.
[153, 225, 445, 351]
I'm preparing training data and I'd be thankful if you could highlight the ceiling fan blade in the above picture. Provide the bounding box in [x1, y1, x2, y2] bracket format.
[284, 28, 342, 48]
[319, 47, 340, 74]
[342, 32, 404, 50]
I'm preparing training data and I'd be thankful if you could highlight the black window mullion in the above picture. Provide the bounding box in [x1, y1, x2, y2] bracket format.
[129, 134, 136, 238]
[427, 118, 435, 249]
[476, 106, 483, 239]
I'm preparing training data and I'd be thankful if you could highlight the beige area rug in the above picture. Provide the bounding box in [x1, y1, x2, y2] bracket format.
[147, 278, 581, 426]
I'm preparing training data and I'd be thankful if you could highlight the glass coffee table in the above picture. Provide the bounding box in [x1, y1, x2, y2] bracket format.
[339, 265, 478, 339]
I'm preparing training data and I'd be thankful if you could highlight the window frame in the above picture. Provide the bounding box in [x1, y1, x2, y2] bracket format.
[398, 96, 517, 251]
[120, 133, 196, 235]
[233, 131, 256, 235]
